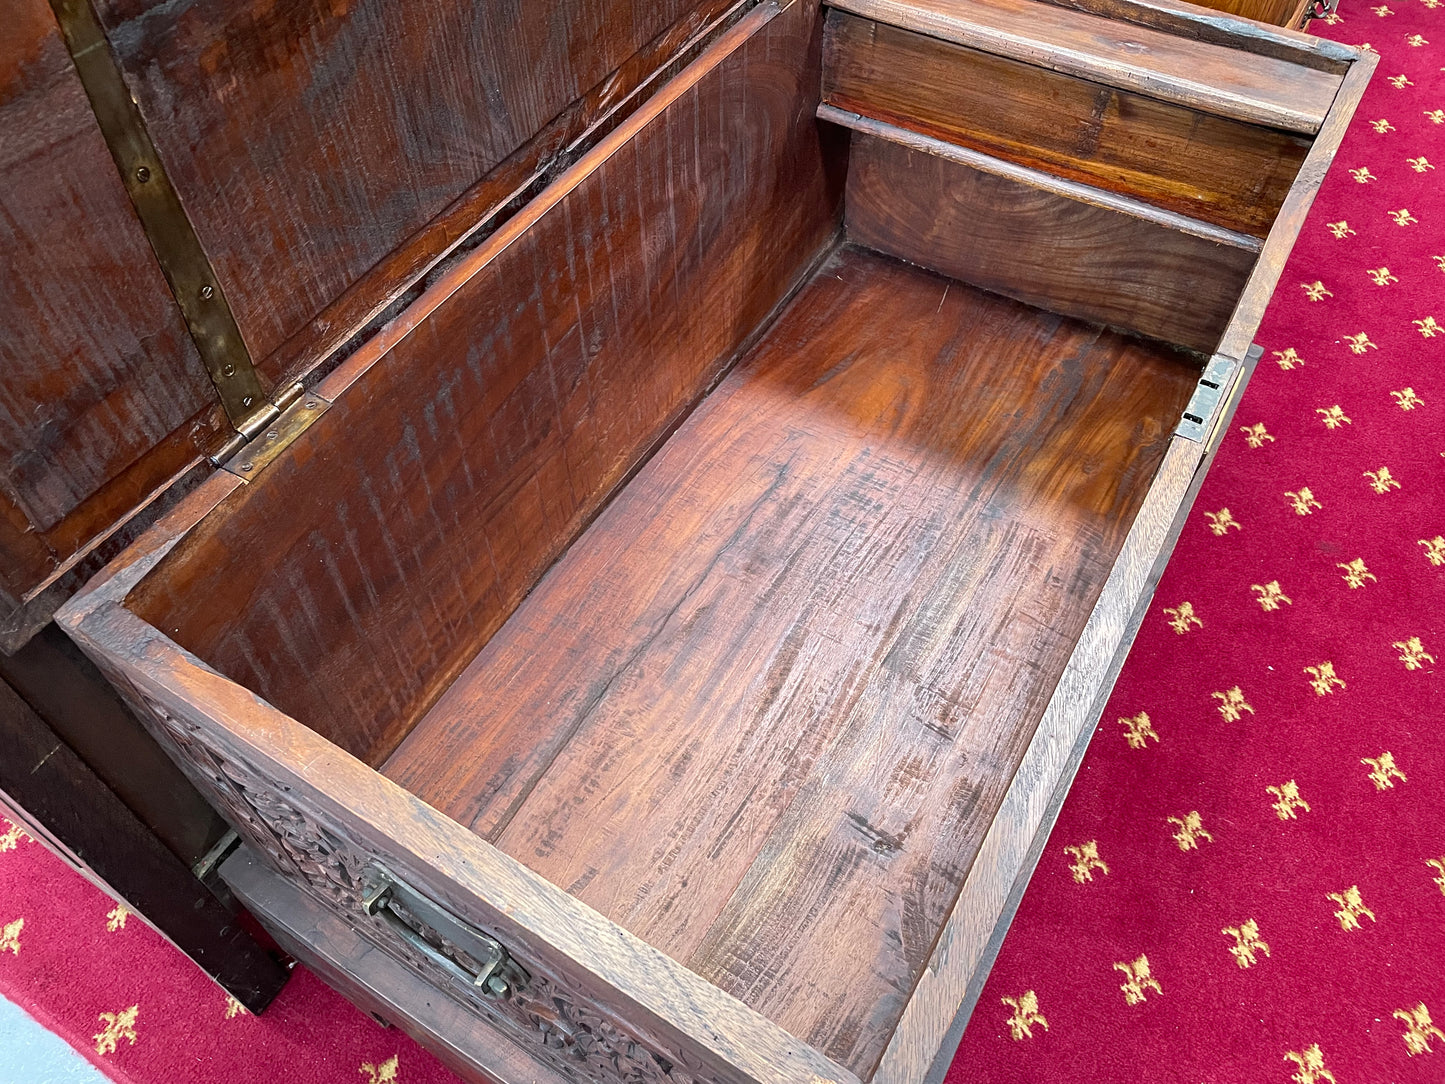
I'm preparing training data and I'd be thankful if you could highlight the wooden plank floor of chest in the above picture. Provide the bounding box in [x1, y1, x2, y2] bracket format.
[58, 2, 1370, 1083]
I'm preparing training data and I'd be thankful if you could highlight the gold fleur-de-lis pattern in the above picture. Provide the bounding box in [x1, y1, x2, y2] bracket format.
[0, 817, 32, 852]
[1328, 885, 1376, 931]
[1268, 780, 1311, 821]
[1337, 557, 1376, 587]
[1285, 486, 1322, 514]
[1240, 421, 1275, 447]
[1364, 465, 1401, 492]
[1393, 635, 1435, 669]
[93, 1004, 139, 1056]
[1118, 710, 1158, 749]
[1221, 919, 1270, 968]
[1361, 751, 1406, 789]
[1001, 991, 1049, 1040]
[1304, 660, 1346, 695]
[1252, 580, 1293, 610]
[1112, 955, 1162, 1005]
[1064, 841, 1110, 883]
[1391, 386, 1423, 409]
[1274, 346, 1306, 368]
[1163, 601, 1202, 633]
[1428, 858, 1445, 896]
[1212, 685, 1253, 721]
[1167, 811, 1214, 851]
[1, 917, 22, 956]
[1393, 1003, 1445, 1056]
[1205, 508, 1243, 534]
[1285, 1045, 1337, 1084]
[361, 1056, 401, 1084]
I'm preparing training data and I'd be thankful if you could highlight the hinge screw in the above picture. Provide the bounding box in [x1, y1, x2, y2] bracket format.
[135, 166, 151, 183]
[221, 363, 235, 378]
[199, 284, 215, 300]
[240, 462, 254, 472]
[242, 395, 254, 408]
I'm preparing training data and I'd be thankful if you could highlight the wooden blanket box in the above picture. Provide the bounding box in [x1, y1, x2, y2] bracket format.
[43, 0, 1370, 1082]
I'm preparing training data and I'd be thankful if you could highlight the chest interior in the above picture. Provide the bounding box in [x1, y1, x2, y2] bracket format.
[114, 0, 1343, 1074]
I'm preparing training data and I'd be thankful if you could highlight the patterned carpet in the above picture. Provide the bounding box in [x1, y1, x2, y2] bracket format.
[1, 3, 1440, 1081]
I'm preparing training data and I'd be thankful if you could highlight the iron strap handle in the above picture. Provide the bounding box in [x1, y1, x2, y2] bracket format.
[360, 867, 529, 998]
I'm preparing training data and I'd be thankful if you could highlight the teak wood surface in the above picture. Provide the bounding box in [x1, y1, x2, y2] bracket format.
[0, 0, 219, 642]
[91, 0, 753, 386]
[1041, 0, 1353, 69]
[124, 0, 842, 769]
[825, 0, 1341, 132]
[822, 10, 1311, 236]
[220, 846, 574, 1084]
[839, 121, 1260, 354]
[54, 1, 1373, 1083]
[384, 244, 1199, 1074]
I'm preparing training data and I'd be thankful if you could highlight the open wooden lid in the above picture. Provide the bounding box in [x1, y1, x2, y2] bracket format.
[0, 0, 748, 649]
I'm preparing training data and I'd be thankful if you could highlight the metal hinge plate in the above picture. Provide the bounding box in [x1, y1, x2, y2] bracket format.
[1175, 355, 1239, 443]
[220, 391, 330, 482]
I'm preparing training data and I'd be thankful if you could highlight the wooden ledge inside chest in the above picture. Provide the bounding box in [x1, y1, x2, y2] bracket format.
[58, 3, 1367, 1083]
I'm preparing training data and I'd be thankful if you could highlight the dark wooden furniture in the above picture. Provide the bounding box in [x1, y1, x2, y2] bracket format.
[49, 0, 1370, 1082]
[0, 667, 286, 1011]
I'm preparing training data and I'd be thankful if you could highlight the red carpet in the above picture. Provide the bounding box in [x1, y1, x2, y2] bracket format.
[1, 4, 1440, 1080]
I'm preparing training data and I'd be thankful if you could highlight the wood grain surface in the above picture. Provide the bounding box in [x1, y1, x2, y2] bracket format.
[94, 0, 747, 382]
[822, 11, 1310, 236]
[384, 245, 1200, 1074]
[1043, 0, 1353, 70]
[124, 0, 840, 768]
[0, 0, 219, 629]
[61, 563, 863, 1084]
[840, 123, 1259, 353]
[826, 0, 1340, 132]
[876, 348, 1257, 1084]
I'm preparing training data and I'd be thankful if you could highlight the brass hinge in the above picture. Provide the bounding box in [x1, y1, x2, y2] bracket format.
[49, 0, 282, 439]
[218, 390, 330, 481]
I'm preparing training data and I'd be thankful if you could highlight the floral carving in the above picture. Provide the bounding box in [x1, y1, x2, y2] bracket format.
[130, 693, 722, 1084]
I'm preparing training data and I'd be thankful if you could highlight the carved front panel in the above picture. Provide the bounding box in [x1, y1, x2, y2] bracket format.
[126, 690, 726, 1084]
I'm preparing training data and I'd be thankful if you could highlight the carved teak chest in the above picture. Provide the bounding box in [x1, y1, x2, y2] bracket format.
[33, 0, 1369, 1081]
